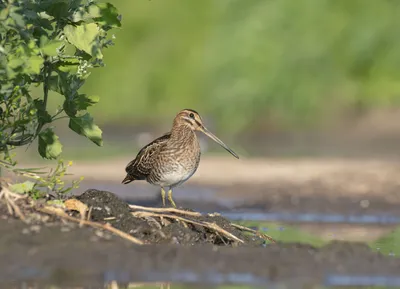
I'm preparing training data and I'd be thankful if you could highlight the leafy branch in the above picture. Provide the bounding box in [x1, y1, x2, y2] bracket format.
[1, 159, 82, 199]
[0, 0, 121, 197]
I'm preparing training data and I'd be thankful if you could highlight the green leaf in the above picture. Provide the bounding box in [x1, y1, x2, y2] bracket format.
[9, 11, 25, 27]
[7, 53, 44, 76]
[34, 99, 52, 124]
[63, 94, 99, 117]
[0, 7, 9, 20]
[8, 57, 24, 70]
[57, 59, 80, 73]
[14, 167, 47, 174]
[46, 199, 65, 207]
[64, 23, 102, 58]
[38, 128, 63, 159]
[37, 17, 53, 31]
[26, 55, 44, 74]
[41, 40, 63, 56]
[88, 2, 121, 28]
[63, 98, 77, 117]
[48, 71, 84, 98]
[42, 0, 70, 19]
[69, 113, 103, 146]
[76, 94, 99, 110]
[10, 181, 35, 194]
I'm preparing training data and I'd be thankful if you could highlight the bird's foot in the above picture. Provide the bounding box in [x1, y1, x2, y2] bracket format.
[167, 189, 177, 208]
[161, 188, 166, 207]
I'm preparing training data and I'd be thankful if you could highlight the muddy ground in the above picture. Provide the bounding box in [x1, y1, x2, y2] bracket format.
[1, 189, 400, 288]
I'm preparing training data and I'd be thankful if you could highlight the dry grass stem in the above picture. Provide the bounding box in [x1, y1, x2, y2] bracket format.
[64, 198, 89, 227]
[129, 204, 201, 217]
[38, 206, 144, 245]
[87, 205, 93, 221]
[231, 223, 276, 243]
[0, 181, 26, 221]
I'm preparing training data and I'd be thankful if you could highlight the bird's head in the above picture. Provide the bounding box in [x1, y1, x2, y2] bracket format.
[173, 109, 239, 159]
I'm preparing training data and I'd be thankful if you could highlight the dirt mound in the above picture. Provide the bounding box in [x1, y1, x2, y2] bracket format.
[76, 189, 153, 239]
[75, 189, 267, 246]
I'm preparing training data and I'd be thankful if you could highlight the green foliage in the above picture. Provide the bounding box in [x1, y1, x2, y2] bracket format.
[38, 127, 63, 159]
[0, 0, 120, 196]
[9, 181, 35, 194]
[2, 159, 83, 199]
[69, 113, 103, 146]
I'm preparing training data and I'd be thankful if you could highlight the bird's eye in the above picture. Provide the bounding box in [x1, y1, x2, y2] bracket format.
[189, 113, 195, 118]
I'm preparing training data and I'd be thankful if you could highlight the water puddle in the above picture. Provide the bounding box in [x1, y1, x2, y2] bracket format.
[106, 270, 271, 287]
[9, 271, 400, 289]
[325, 275, 400, 287]
[220, 210, 400, 224]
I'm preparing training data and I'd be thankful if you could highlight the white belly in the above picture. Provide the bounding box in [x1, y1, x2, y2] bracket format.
[158, 164, 195, 188]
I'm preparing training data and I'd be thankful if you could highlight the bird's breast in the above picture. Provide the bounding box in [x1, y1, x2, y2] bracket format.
[155, 148, 201, 187]
[158, 163, 195, 186]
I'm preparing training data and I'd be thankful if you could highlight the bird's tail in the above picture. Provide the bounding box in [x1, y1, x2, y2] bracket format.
[121, 174, 135, 184]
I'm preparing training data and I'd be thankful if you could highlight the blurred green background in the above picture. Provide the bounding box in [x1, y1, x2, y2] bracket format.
[42, 0, 400, 159]
[85, 0, 400, 128]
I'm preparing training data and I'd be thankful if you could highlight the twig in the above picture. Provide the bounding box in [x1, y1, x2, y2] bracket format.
[231, 223, 276, 243]
[216, 232, 228, 246]
[129, 204, 201, 217]
[0, 182, 26, 221]
[87, 206, 93, 221]
[37, 206, 144, 245]
[125, 283, 170, 289]
[132, 211, 244, 244]
[64, 198, 88, 227]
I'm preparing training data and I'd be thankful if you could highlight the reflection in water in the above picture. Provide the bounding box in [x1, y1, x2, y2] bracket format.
[107, 281, 171, 288]
[221, 211, 400, 224]
[106, 275, 400, 289]
[325, 275, 400, 287]
[104, 270, 270, 287]
[18, 270, 400, 288]
[106, 282, 263, 289]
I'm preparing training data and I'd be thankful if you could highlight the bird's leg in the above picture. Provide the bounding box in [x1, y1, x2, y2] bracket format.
[167, 188, 177, 208]
[161, 187, 166, 207]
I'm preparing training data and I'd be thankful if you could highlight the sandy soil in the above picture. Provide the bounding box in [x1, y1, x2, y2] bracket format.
[50, 156, 400, 187]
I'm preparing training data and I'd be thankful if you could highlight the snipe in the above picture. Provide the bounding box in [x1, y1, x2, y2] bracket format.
[122, 109, 239, 208]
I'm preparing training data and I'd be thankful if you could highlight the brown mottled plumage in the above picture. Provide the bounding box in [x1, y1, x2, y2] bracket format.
[122, 109, 239, 207]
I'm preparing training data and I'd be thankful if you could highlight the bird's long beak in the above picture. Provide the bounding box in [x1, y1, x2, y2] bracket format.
[200, 126, 239, 159]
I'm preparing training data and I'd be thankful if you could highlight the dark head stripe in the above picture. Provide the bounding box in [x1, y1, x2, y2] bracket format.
[183, 108, 199, 115]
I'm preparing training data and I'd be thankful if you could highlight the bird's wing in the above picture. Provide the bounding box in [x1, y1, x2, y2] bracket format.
[125, 132, 171, 180]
